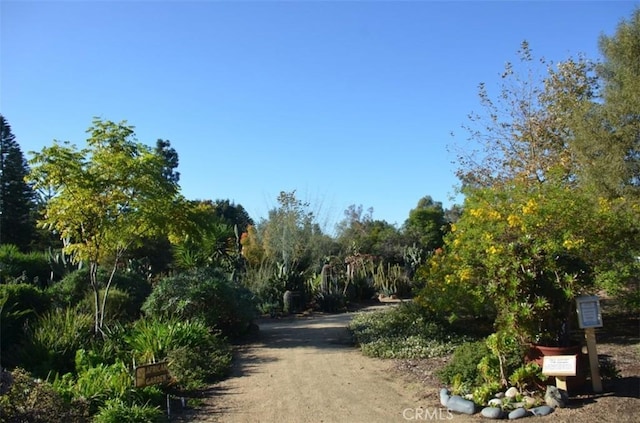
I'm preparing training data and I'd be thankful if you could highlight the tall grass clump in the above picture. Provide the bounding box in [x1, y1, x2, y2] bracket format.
[25, 307, 94, 376]
[125, 318, 232, 390]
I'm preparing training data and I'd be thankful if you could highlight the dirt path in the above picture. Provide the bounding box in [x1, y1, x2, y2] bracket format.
[175, 306, 437, 423]
[173, 307, 639, 423]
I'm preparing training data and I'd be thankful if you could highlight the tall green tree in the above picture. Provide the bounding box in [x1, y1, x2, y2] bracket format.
[27, 118, 182, 333]
[335, 204, 403, 264]
[402, 196, 446, 252]
[580, 8, 640, 198]
[0, 115, 37, 251]
[155, 138, 180, 185]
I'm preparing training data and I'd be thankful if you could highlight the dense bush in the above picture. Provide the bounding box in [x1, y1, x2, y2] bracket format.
[79, 287, 139, 325]
[125, 318, 232, 390]
[48, 268, 151, 316]
[348, 302, 472, 359]
[0, 283, 51, 368]
[0, 244, 50, 286]
[142, 268, 255, 338]
[435, 340, 490, 388]
[21, 307, 94, 377]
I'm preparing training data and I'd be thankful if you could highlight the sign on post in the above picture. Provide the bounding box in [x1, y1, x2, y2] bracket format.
[576, 296, 603, 329]
[135, 361, 170, 388]
[576, 295, 603, 393]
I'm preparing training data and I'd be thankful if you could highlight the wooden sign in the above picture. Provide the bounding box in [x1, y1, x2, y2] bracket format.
[576, 295, 603, 329]
[135, 361, 170, 388]
[542, 355, 577, 377]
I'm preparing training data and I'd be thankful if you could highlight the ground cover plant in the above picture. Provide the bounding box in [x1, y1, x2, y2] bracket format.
[348, 302, 476, 359]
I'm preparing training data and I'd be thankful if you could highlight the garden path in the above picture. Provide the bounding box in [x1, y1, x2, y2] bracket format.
[172, 304, 456, 423]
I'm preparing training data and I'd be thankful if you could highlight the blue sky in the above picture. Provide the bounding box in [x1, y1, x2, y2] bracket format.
[2, 1, 638, 232]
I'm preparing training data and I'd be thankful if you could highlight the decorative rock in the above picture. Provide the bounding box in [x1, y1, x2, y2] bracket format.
[530, 405, 554, 416]
[488, 398, 503, 407]
[439, 388, 450, 407]
[545, 385, 568, 408]
[481, 407, 504, 419]
[505, 387, 519, 399]
[523, 396, 537, 407]
[447, 395, 476, 415]
[495, 392, 506, 399]
[508, 407, 529, 420]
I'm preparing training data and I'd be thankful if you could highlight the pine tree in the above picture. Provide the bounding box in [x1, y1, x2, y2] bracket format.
[0, 115, 36, 250]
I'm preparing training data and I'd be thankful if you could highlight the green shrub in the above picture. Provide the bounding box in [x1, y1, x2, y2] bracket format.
[0, 283, 51, 368]
[142, 268, 255, 338]
[0, 244, 50, 286]
[125, 318, 232, 390]
[472, 381, 502, 407]
[78, 287, 137, 324]
[52, 357, 134, 415]
[436, 340, 490, 387]
[23, 307, 94, 377]
[349, 302, 469, 359]
[93, 399, 165, 423]
[166, 342, 232, 390]
[48, 268, 151, 316]
[314, 292, 346, 313]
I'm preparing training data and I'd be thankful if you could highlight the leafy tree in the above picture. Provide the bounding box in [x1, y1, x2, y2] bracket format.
[0, 115, 37, 251]
[579, 8, 640, 198]
[260, 191, 317, 271]
[154, 138, 180, 185]
[424, 176, 639, 343]
[27, 118, 182, 334]
[335, 204, 403, 264]
[402, 196, 446, 252]
[209, 198, 254, 236]
[453, 41, 597, 190]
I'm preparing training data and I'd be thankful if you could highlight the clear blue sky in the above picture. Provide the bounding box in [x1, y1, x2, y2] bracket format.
[2, 1, 638, 231]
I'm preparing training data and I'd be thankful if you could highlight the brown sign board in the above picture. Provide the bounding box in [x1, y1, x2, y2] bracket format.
[135, 361, 170, 388]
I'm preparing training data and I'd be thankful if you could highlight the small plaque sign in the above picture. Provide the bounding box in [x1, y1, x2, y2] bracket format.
[576, 295, 603, 329]
[542, 355, 577, 377]
[135, 361, 170, 388]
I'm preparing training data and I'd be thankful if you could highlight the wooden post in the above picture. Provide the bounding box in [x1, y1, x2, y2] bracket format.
[576, 296, 604, 394]
[585, 327, 603, 393]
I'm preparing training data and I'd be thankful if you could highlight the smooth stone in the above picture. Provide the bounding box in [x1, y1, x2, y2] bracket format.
[439, 388, 451, 407]
[530, 405, 554, 416]
[508, 407, 529, 420]
[523, 396, 537, 407]
[481, 407, 504, 419]
[495, 392, 506, 399]
[505, 387, 519, 398]
[447, 395, 476, 415]
[488, 398, 503, 407]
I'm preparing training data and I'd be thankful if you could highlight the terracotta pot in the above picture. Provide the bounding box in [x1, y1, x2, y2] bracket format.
[526, 343, 588, 391]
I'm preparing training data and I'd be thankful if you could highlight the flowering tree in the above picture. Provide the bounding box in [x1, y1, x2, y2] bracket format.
[418, 173, 639, 345]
